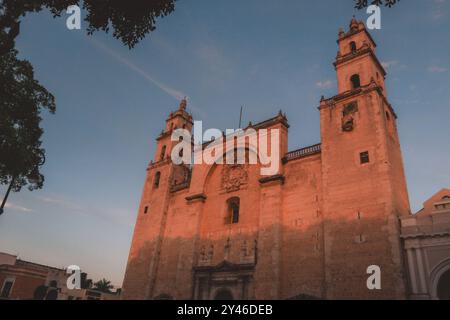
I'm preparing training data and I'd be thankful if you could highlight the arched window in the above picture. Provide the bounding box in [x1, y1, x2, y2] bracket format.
[350, 74, 361, 89]
[385, 111, 391, 121]
[160, 145, 166, 161]
[226, 197, 240, 224]
[350, 41, 357, 53]
[154, 172, 161, 188]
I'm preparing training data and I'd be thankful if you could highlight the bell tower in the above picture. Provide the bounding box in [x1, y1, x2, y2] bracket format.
[121, 99, 193, 299]
[335, 17, 387, 94]
[155, 98, 193, 163]
[319, 18, 410, 299]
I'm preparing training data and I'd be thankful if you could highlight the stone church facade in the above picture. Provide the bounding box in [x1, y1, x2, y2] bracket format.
[121, 19, 412, 300]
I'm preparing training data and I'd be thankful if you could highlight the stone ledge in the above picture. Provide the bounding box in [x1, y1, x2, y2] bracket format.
[185, 193, 207, 203]
[259, 174, 285, 185]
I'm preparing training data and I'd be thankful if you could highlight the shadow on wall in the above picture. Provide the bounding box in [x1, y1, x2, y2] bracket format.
[121, 214, 411, 300]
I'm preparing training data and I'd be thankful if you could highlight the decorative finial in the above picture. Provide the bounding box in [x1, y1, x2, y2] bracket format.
[179, 97, 187, 111]
[350, 16, 359, 31]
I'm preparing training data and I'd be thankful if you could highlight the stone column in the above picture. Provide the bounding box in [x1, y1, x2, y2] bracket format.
[415, 248, 427, 294]
[406, 248, 418, 294]
[254, 175, 284, 299]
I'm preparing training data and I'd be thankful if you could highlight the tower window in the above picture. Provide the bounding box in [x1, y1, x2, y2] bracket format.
[225, 197, 240, 225]
[144, 206, 149, 214]
[350, 41, 357, 53]
[154, 172, 161, 188]
[385, 111, 391, 121]
[160, 145, 166, 161]
[360, 151, 370, 164]
[350, 74, 361, 89]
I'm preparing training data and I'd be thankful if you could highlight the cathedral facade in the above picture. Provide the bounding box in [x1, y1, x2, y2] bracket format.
[121, 19, 411, 300]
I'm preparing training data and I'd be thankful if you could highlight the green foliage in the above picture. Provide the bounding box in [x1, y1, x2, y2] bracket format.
[93, 278, 114, 293]
[354, 0, 400, 9]
[0, 0, 176, 211]
[0, 49, 55, 192]
[0, 0, 177, 55]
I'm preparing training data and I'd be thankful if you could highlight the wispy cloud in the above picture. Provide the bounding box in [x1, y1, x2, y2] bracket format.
[381, 60, 398, 69]
[316, 80, 334, 89]
[4, 202, 33, 213]
[89, 38, 206, 118]
[428, 66, 448, 73]
[432, 0, 447, 20]
[89, 38, 187, 101]
[35, 194, 133, 227]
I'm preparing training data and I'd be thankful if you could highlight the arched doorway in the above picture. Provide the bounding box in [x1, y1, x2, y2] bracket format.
[214, 289, 234, 300]
[437, 269, 450, 300]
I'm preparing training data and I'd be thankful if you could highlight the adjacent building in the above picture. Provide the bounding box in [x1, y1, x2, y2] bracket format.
[0, 252, 62, 300]
[0, 252, 120, 300]
[401, 189, 450, 300]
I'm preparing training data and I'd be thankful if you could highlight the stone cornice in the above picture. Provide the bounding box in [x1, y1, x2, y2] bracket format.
[156, 130, 172, 141]
[334, 47, 386, 77]
[251, 113, 289, 130]
[401, 231, 450, 241]
[186, 193, 207, 203]
[259, 174, 285, 185]
[147, 158, 171, 170]
[319, 83, 398, 119]
[337, 27, 377, 49]
[166, 109, 193, 124]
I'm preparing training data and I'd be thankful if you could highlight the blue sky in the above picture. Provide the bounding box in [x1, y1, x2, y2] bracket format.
[0, 0, 449, 286]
